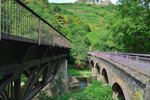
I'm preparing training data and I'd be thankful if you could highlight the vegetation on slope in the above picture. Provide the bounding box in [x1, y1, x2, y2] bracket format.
[68, 65, 91, 77]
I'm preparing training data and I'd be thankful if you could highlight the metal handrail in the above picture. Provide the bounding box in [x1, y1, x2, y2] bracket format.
[0, 0, 72, 48]
[16, 0, 71, 43]
[88, 51, 150, 77]
[88, 51, 150, 59]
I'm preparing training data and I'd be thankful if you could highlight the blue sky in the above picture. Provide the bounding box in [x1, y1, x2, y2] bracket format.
[48, 0, 118, 4]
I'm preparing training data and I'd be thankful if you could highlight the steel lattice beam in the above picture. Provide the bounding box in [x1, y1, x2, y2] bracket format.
[0, 40, 69, 100]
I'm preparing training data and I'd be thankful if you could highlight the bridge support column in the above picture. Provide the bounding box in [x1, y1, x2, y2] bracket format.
[97, 74, 103, 82]
[92, 68, 97, 80]
[60, 59, 68, 91]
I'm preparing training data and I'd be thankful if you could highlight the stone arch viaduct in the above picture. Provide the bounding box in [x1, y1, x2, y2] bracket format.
[88, 52, 150, 100]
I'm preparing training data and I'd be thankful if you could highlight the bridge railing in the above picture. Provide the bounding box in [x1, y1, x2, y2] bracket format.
[88, 52, 150, 77]
[0, 0, 71, 48]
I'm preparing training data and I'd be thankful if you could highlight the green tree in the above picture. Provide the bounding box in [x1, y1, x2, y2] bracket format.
[53, 6, 62, 12]
[110, 0, 150, 53]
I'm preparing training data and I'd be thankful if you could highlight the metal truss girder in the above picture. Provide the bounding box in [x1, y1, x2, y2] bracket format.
[21, 67, 45, 100]
[0, 40, 68, 100]
[0, 64, 21, 94]
[20, 57, 65, 100]
[23, 59, 41, 68]
[0, 63, 20, 76]
[43, 62, 58, 83]
[41, 57, 51, 63]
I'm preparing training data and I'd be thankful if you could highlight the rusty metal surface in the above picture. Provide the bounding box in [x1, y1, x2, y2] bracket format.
[0, 0, 71, 48]
[0, 0, 71, 99]
[88, 52, 150, 77]
[0, 40, 68, 99]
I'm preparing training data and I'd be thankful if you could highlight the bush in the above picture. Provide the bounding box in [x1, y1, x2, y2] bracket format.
[53, 6, 61, 12]
[67, 65, 91, 77]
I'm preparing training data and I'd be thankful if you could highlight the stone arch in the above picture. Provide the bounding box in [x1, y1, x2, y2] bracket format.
[101, 68, 109, 83]
[95, 63, 100, 74]
[90, 60, 94, 68]
[112, 83, 125, 100]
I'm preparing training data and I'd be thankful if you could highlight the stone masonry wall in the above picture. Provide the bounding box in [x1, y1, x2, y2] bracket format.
[90, 56, 149, 100]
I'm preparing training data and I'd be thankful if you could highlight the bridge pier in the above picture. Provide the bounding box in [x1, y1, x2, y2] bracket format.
[60, 59, 68, 91]
[92, 68, 97, 80]
[96, 74, 103, 82]
[91, 63, 109, 84]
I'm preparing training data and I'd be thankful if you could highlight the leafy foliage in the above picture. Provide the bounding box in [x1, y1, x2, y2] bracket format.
[53, 5, 61, 12]
[109, 0, 150, 53]
[68, 65, 91, 77]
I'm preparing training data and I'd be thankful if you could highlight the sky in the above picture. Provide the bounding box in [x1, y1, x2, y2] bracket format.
[48, 0, 118, 4]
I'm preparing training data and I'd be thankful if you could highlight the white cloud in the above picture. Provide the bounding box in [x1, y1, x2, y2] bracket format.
[48, 0, 76, 3]
[110, 0, 118, 4]
[48, 0, 118, 4]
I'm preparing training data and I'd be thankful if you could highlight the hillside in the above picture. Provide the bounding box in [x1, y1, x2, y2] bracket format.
[50, 3, 114, 42]
[56, 3, 114, 43]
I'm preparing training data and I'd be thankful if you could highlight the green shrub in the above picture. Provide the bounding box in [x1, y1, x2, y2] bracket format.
[53, 6, 61, 12]
[68, 65, 91, 77]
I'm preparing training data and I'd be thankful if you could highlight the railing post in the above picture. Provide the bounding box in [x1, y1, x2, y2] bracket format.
[52, 29, 54, 46]
[0, 0, 1, 40]
[38, 19, 41, 45]
[129, 56, 131, 67]
[136, 56, 139, 72]
[126, 55, 129, 64]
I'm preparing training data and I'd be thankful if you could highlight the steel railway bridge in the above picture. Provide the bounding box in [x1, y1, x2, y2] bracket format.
[0, 0, 71, 99]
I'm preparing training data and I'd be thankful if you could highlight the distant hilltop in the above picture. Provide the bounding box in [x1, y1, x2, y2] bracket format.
[76, 0, 111, 6]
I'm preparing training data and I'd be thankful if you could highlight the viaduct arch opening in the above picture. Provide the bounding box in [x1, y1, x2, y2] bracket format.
[101, 68, 109, 83]
[112, 83, 125, 100]
[90, 60, 94, 68]
[95, 63, 100, 74]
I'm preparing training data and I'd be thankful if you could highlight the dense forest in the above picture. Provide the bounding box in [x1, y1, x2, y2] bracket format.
[23, 0, 150, 68]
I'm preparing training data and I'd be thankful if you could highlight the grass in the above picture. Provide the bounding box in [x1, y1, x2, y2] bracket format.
[65, 66, 113, 100]
[21, 74, 27, 83]
[67, 65, 91, 77]
[53, 81, 113, 100]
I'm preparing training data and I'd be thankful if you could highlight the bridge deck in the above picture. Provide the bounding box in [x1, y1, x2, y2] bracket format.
[88, 52, 150, 78]
[102, 56, 150, 84]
